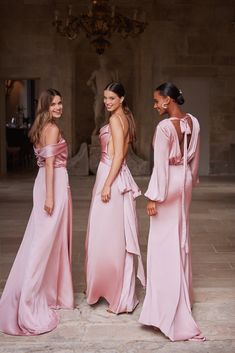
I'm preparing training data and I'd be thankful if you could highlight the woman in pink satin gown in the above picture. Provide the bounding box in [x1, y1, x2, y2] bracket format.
[0, 89, 74, 335]
[139, 82, 205, 341]
[85, 82, 145, 314]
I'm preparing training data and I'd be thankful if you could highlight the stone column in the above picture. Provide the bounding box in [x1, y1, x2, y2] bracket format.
[0, 80, 6, 175]
[133, 26, 156, 163]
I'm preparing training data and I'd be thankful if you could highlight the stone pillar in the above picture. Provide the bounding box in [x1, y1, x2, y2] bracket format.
[0, 80, 6, 175]
[133, 27, 156, 163]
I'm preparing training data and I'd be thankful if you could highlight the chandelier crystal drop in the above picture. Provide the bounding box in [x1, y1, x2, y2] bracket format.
[53, 0, 148, 55]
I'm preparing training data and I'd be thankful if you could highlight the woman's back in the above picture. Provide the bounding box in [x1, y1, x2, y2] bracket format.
[170, 115, 193, 156]
[156, 114, 200, 166]
[107, 114, 130, 160]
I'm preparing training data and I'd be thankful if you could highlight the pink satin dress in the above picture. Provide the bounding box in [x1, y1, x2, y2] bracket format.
[85, 124, 145, 314]
[139, 115, 205, 341]
[0, 139, 74, 336]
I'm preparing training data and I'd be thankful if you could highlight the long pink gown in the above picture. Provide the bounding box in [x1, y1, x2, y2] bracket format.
[85, 124, 145, 314]
[0, 139, 74, 335]
[139, 114, 204, 341]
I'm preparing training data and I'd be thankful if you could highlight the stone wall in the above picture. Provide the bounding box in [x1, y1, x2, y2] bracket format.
[0, 1, 76, 155]
[0, 0, 234, 174]
[133, 0, 235, 174]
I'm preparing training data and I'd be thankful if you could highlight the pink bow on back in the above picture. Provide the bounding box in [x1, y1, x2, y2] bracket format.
[180, 117, 191, 135]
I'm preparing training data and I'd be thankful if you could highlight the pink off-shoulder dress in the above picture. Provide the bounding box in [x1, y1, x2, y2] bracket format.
[0, 139, 74, 336]
[85, 124, 145, 314]
[139, 114, 205, 341]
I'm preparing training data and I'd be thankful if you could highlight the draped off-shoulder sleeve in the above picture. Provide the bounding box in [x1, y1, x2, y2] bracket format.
[38, 142, 67, 159]
[145, 123, 170, 202]
[34, 140, 68, 168]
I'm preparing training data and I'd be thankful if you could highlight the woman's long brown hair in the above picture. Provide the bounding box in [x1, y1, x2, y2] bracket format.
[28, 88, 61, 146]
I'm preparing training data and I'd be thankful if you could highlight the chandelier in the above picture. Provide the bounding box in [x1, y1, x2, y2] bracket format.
[53, 0, 148, 55]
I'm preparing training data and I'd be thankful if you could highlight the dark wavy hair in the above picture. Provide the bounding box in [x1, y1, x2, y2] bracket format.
[104, 82, 136, 142]
[155, 82, 185, 105]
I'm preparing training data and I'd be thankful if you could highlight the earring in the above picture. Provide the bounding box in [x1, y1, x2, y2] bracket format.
[162, 103, 168, 109]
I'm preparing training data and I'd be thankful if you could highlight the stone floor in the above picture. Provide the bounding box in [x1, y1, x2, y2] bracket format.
[0, 173, 235, 353]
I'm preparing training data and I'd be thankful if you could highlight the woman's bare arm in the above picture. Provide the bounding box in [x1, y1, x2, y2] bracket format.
[44, 124, 59, 215]
[101, 116, 125, 202]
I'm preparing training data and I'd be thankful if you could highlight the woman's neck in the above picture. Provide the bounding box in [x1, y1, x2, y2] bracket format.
[111, 107, 124, 117]
[167, 105, 185, 119]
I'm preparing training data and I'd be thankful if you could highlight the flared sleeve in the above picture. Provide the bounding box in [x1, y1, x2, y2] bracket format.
[190, 134, 200, 187]
[145, 123, 170, 202]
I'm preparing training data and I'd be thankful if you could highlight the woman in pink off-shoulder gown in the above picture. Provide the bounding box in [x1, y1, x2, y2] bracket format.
[0, 89, 74, 336]
[85, 82, 145, 314]
[139, 82, 205, 341]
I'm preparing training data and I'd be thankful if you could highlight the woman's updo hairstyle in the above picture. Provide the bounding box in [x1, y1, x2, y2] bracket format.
[155, 82, 185, 105]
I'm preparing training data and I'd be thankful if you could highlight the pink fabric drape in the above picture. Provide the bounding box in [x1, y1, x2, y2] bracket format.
[139, 115, 204, 341]
[0, 139, 74, 335]
[86, 124, 145, 314]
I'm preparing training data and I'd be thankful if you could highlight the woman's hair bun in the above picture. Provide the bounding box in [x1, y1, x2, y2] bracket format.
[176, 94, 185, 105]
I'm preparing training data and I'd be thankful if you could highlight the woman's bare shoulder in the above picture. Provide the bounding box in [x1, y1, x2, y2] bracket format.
[44, 122, 59, 132]
[41, 123, 60, 144]
[109, 114, 126, 128]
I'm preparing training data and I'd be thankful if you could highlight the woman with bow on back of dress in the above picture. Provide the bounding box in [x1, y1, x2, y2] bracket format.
[85, 82, 145, 314]
[0, 89, 74, 335]
[139, 82, 205, 341]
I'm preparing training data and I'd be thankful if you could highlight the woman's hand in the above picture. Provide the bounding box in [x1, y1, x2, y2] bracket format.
[44, 197, 54, 215]
[147, 200, 157, 216]
[101, 185, 111, 203]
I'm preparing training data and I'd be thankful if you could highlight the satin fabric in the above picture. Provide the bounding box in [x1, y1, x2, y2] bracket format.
[0, 139, 74, 336]
[139, 115, 204, 341]
[85, 124, 145, 314]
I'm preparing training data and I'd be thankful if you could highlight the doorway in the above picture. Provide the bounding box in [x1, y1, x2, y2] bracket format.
[4, 79, 39, 172]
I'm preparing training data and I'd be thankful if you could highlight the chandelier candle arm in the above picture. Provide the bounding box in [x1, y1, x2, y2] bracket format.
[54, 10, 59, 22]
[142, 11, 146, 23]
[133, 9, 137, 21]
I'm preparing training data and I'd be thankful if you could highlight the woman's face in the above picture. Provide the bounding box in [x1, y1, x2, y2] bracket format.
[49, 95, 63, 119]
[153, 90, 169, 115]
[104, 90, 122, 112]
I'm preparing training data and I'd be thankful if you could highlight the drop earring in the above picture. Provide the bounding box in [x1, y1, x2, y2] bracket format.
[162, 103, 168, 109]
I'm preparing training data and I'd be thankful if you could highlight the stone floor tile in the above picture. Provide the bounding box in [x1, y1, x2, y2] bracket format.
[0, 174, 235, 352]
